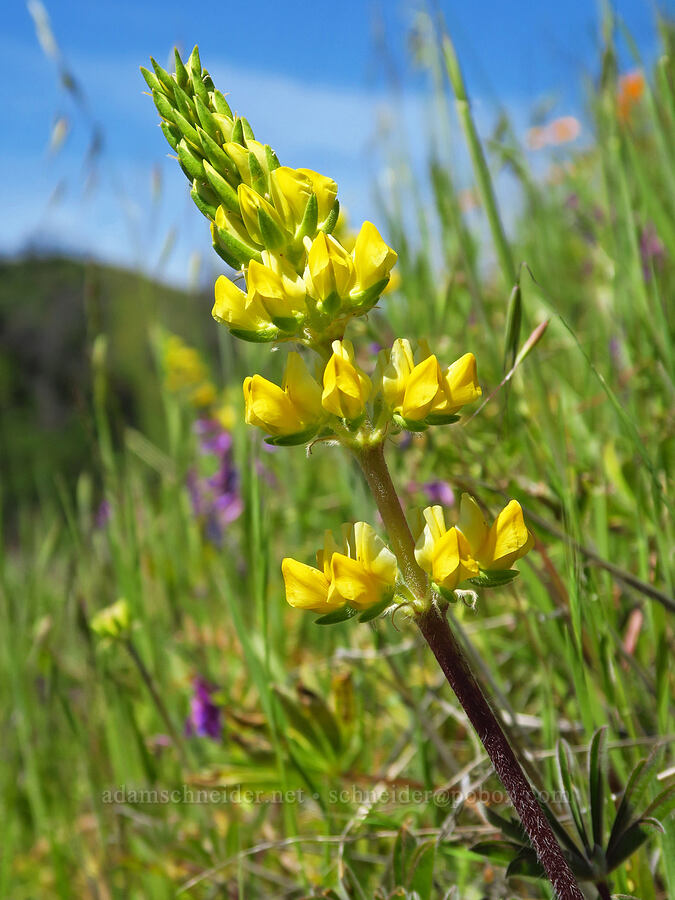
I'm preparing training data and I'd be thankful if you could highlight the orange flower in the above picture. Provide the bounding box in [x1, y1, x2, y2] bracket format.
[527, 117, 581, 150]
[617, 70, 645, 122]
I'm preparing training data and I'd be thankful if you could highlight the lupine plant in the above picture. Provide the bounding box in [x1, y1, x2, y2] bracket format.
[142, 47, 588, 899]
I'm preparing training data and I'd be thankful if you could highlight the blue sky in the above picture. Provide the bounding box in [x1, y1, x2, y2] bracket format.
[3, 0, 667, 284]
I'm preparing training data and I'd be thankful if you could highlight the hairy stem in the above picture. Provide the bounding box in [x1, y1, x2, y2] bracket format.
[355, 443, 583, 900]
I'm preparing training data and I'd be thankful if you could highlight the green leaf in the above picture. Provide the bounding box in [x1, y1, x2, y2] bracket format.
[589, 726, 607, 849]
[505, 847, 544, 879]
[608, 748, 663, 853]
[557, 738, 591, 853]
[484, 807, 527, 843]
[393, 826, 418, 887]
[406, 841, 435, 900]
[470, 840, 523, 865]
[314, 606, 358, 625]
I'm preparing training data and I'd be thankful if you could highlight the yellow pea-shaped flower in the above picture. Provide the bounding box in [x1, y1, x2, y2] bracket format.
[352, 221, 398, 294]
[321, 340, 371, 420]
[414, 505, 479, 591]
[457, 495, 534, 571]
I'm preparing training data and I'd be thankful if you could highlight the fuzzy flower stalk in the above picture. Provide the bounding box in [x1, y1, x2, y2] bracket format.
[144, 48, 584, 900]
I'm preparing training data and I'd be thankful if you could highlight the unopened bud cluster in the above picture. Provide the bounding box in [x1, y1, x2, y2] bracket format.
[145, 49, 534, 621]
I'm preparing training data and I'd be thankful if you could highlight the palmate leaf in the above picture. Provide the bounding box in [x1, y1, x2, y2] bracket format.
[607, 746, 664, 853]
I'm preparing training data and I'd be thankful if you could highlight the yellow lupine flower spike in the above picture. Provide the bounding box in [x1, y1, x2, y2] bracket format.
[321, 339, 371, 420]
[457, 494, 534, 571]
[414, 506, 479, 592]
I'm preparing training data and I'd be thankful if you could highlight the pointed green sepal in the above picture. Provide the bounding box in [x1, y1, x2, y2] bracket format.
[172, 108, 201, 150]
[150, 58, 175, 95]
[257, 206, 286, 250]
[194, 95, 221, 142]
[190, 183, 218, 220]
[435, 584, 459, 604]
[240, 117, 255, 140]
[202, 70, 215, 92]
[177, 140, 205, 181]
[424, 413, 461, 426]
[264, 427, 319, 447]
[231, 117, 245, 145]
[317, 290, 341, 318]
[467, 569, 520, 588]
[212, 224, 263, 266]
[269, 315, 302, 333]
[314, 606, 358, 625]
[228, 326, 280, 343]
[197, 128, 236, 179]
[358, 594, 393, 622]
[152, 89, 178, 125]
[213, 90, 233, 118]
[172, 81, 196, 123]
[265, 145, 281, 172]
[203, 161, 240, 213]
[349, 278, 389, 310]
[187, 46, 201, 78]
[160, 121, 180, 151]
[173, 49, 189, 89]
[248, 153, 268, 196]
[296, 192, 318, 242]
[321, 198, 340, 234]
[191, 66, 209, 107]
[140, 66, 164, 95]
[392, 413, 427, 432]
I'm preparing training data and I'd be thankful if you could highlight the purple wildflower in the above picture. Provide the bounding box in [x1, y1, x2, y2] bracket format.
[185, 676, 222, 740]
[640, 223, 665, 280]
[188, 418, 243, 544]
[422, 480, 456, 507]
[95, 499, 111, 529]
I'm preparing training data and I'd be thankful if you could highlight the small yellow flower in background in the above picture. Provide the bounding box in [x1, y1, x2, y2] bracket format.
[322, 339, 372, 420]
[306, 232, 355, 304]
[352, 221, 398, 294]
[457, 494, 534, 570]
[189, 382, 218, 409]
[415, 506, 478, 592]
[90, 599, 131, 640]
[164, 335, 209, 392]
[377, 339, 481, 425]
[243, 351, 323, 440]
[330, 522, 398, 609]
